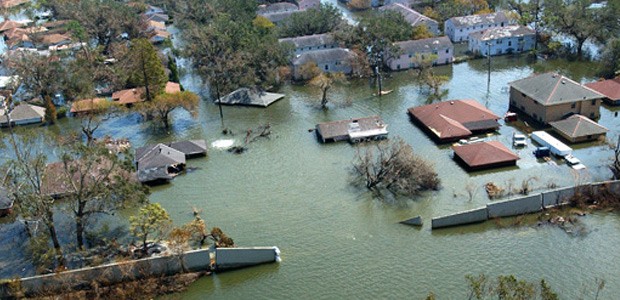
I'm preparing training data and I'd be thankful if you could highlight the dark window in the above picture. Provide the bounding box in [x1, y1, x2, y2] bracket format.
[325, 65, 328, 71]
[571, 103, 576, 109]
[397, 64, 401, 70]
[408, 54, 412, 58]
[501, 22, 504, 26]
[446, 48, 449, 53]
[587, 135, 592, 139]
[592, 99, 597, 105]
[508, 41, 512, 46]
[590, 112, 595, 118]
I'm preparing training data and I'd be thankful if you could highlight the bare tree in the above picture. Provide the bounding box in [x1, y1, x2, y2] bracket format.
[610, 136, 620, 180]
[352, 137, 440, 197]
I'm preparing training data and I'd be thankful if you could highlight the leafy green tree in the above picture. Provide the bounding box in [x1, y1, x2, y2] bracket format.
[540, 280, 559, 300]
[4, 51, 65, 100]
[599, 38, 620, 79]
[412, 25, 433, 40]
[543, 0, 599, 59]
[413, 54, 449, 103]
[139, 91, 200, 129]
[167, 55, 181, 84]
[278, 4, 343, 38]
[126, 38, 168, 102]
[129, 203, 172, 256]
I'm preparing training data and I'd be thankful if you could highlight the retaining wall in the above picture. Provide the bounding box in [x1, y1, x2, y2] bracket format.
[541, 187, 575, 208]
[431, 207, 488, 229]
[487, 194, 542, 218]
[215, 247, 280, 271]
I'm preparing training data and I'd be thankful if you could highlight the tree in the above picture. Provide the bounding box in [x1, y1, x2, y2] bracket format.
[278, 4, 343, 38]
[413, 54, 449, 103]
[309, 72, 347, 109]
[167, 55, 181, 84]
[412, 25, 433, 40]
[496, 275, 536, 300]
[352, 137, 440, 197]
[139, 91, 200, 129]
[610, 136, 620, 180]
[56, 141, 148, 250]
[543, 0, 599, 59]
[599, 38, 620, 79]
[43, 95, 57, 125]
[347, 0, 371, 11]
[464, 274, 560, 300]
[74, 100, 117, 146]
[4, 51, 65, 100]
[129, 203, 172, 257]
[125, 38, 168, 102]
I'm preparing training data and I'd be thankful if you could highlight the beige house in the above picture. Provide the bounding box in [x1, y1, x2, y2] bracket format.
[508, 73, 604, 125]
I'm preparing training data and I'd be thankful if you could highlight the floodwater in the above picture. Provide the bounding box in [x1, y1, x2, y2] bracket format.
[1, 5, 620, 300]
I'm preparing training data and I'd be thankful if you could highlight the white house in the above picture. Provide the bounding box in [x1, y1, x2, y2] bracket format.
[444, 11, 514, 43]
[292, 48, 357, 80]
[386, 36, 453, 71]
[279, 33, 338, 55]
[378, 3, 440, 36]
[468, 25, 535, 56]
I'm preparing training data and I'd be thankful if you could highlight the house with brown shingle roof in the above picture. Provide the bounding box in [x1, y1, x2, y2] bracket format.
[165, 82, 181, 94]
[549, 114, 608, 143]
[112, 88, 145, 105]
[509, 72, 605, 125]
[0, 20, 24, 32]
[452, 141, 519, 171]
[407, 99, 500, 143]
[70, 98, 108, 114]
[585, 77, 620, 105]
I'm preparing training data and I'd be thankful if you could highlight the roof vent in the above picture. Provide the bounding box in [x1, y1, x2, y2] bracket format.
[561, 80, 565, 84]
[450, 101, 454, 105]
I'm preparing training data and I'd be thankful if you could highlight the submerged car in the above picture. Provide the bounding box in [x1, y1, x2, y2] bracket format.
[565, 155, 586, 170]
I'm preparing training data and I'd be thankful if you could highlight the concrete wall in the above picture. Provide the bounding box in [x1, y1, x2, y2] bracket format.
[215, 247, 280, 271]
[542, 187, 575, 208]
[431, 207, 488, 229]
[487, 194, 542, 218]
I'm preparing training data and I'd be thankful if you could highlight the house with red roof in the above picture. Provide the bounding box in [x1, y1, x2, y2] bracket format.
[407, 99, 500, 143]
[585, 77, 620, 105]
[452, 141, 519, 171]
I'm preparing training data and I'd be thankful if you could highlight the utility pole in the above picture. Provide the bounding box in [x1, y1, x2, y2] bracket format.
[534, 0, 540, 51]
[215, 81, 224, 127]
[487, 42, 491, 91]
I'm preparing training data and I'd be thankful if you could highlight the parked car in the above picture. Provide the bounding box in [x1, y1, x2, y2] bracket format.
[513, 133, 527, 147]
[565, 154, 586, 170]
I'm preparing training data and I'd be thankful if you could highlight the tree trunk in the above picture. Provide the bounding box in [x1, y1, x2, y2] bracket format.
[576, 37, 586, 59]
[163, 114, 170, 129]
[141, 51, 152, 101]
[46, 213, 65, 267]
[76, 200, 86, 250]
[321, 87, 329, 108]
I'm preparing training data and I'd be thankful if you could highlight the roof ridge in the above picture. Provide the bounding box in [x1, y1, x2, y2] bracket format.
[545, 74, 563, 104]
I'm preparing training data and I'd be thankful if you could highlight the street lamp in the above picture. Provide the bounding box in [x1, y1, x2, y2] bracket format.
[486, 41, 491, 91]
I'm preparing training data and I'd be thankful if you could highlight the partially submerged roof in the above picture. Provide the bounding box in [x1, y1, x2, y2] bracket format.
[0, 103, 45, 125]
[469, 25, 534, 41]
[448, 11, 510, 28]
[407, 99, 500, 141]
[585, 77, 620, 102]
[394, 36, 452, 53]
[317, 116, 387, 140]
[379, 3, 437, 27]
[218, 87, 285, 107]
[165, 81, 181, 94]
[293, 48, 356, 66]
[453, 141, 519, 169]
[509, 73, 604, 105]
[70, 98, 108, 113]
[166, 140, 207, 157]
[136, 143, 186, 170]
[549, 115, 608, 139]
[279, 33, 335, 49]
[112, 88, 145, 104]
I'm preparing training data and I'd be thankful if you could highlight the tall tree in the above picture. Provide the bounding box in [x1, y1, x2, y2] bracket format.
[309, 72, 347, 109]
[413, 54, 449, 103]
[139, 91, 199, 129]
[543, 0, 599, 59]
[599, 38, 620, 79]
[278, 4, 343, 38]
[125, 38, 168, 102]
[4, 51, 65, 100]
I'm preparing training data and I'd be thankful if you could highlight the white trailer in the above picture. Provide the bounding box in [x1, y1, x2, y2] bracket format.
[531, 131, 572, 157]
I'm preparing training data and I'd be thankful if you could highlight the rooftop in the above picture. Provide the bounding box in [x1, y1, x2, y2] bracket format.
[469, 25, 535, 41]
[165, 81, 181, 94]
[112, 88, 145, 104]
[585, 77, 620, 102]
[136, 143, 186, 171]
[453, 141, 519, 169]
[279, 33, 335, 49]
[509, 72, 605, 105]
[258, 2, 299, 15]
[407, 99, 500, 141]
[316, 116, 387, 142]
[379, 3, 437, 27]
[394, 36, 452, 53]
[293, 48, 356, 66]
[448, 11, 510, 28]
[70, 98, 108, 114]
[549, 115, 608, 139]
[218, 87, 285, 107]
[0, 103, 45, 125]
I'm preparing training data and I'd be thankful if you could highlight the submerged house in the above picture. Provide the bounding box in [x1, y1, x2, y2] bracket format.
[166, 140, 208, 158]
[378, 3, 440, 35]
[112, 88, 145, 105]
[218, 87, 285, 107]
[292, 48, 357, 80]
[585, 77, 620, 105]
[508, 73, 605, 125]
[70, 98, 108, 114]
[468, 25, 535, 56]
[0, 103, 46, 126]
[135, 144, 186, 184]
[258, 2, 301, 25]
[444, 11, 513, 43]
[407, 99, 500, 143]
[387, 36, 453, 71]
[315, 116, 388, 143]
[452, 141, 519, 171]
[549, 114, 608, 143]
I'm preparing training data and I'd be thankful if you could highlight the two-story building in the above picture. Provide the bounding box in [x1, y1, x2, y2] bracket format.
[378, 3, 440, 36]
[444, 11, 513, 43]
[279, 33, 338, 55]
[468, 25, 535, 56]
[386, 36, 453, 71]
[292, 48, 357, 80]
[508, 73, 605, 125]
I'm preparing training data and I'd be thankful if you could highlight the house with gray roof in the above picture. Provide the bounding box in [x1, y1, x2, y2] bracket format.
[166, 140, 208, 158]
[387, 36, 453, 71]
[135, 144, 186, 184]
[378, 3, 439, 35]
[445, 11, 514, 42]
[218, 87, 285, 107]
[468, 25, 535, 56]
[279, 33, 338, 55]
[292, 48, 357, 80]
[297, 0, 320, 10]
[549, 114, 608, 143]
[0, 103, 45, 126]
[258, 2, 301, 25]
[508, 73, 605, 125]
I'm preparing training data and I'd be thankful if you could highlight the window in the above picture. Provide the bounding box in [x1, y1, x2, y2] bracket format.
[497, 40, 502, 44]
[508, 41, 512, 46]
[460, 29, 463, 32]
[501, 22, 504, 26]
[324, 65, 328, 71]
[408, 54, 412, 58]
[590, 112, 595, 118]
[571, 103, 576, 109]
[446, 48, 449, 53]
[397, 64, 401, 70]
[518, 37, 524, 41]
[592, 99, 597, 105]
